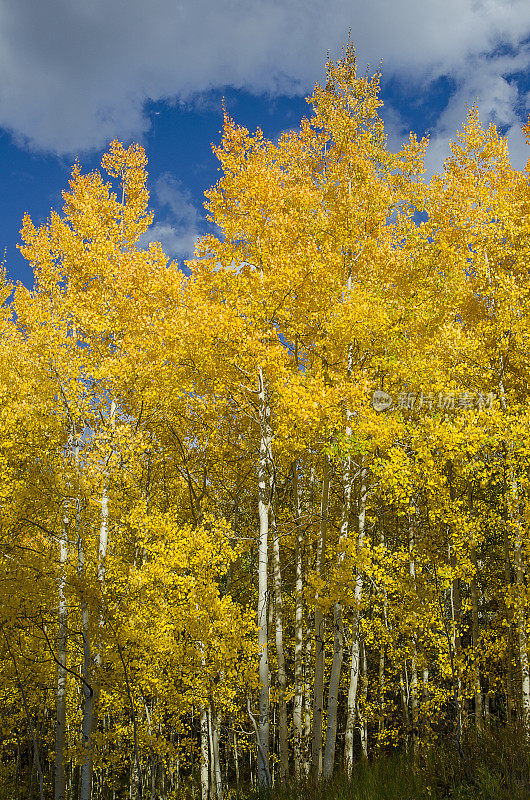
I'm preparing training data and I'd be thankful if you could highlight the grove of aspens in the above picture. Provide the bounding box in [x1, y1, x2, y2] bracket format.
[3, 42, 530, 800]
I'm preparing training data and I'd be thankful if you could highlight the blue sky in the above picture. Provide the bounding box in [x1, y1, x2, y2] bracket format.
[2, 1, 530, 286]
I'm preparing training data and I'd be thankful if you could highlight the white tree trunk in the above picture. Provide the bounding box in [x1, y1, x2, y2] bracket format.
[303, 614, 312, 778]
[257, 368, 271, 788]
[311, 456, 329, 779]
[400, 667, 410, 736]
[211, 705, 222, 800]
[470, 546, 483, 733]
[512, 476, 530, 733]
[271, 506, 288, 779]
[79, 529, 93, 800]
[55, 500, 69, 800]
[80, 400, 115, 800]
[323, 436, 351, 779]
[344, 465, 367, 777]
[467, 484, 483, 734]
[359, 642, 368, 759]
[302, 468, 315, 777]
[231, 727, 239, 793]
[409, 515, 419, 759]
[208, 707, 215, 799]
[292, 463, 304, 781]
[200, 705, 210, 799]
[323, 602, 342, 779]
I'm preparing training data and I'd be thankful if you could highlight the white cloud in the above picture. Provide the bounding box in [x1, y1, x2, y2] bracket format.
[419, 47, 530, 176]
[140, 173, 202, 260]
[143, 222, 200, 261]
[1, 0, 530, 171]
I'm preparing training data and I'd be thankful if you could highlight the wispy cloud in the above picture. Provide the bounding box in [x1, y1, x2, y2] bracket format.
[140, 173, 202, 261]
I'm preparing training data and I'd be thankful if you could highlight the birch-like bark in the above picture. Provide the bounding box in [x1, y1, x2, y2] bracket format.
[208, 707, 215, 799]
[470, 549, 483, 733]
[513, 480, 530, 733]
[447, 463, 463, 737]
[257, 368, 271, 788]
[493, 281, 524, 729]
[323, 602, 342, 779]
[200, 707, 209, 800]
[467, 484, 483, 733]
[377, 645, 386, 747]
[422, 668, 429, 701]
[55, 498, 69, 800]
[79, 517, 93, 800]
[303, 614, 312, 777]
[80, 399, 115, 800]
[302, 468, 315, 777]
[344, 464, 367, 777]
[323, 429, 352, 779]
[359, 641, 368, 760]
[311, 455, 329, 779]
[271, 505, 288, 778]
[292, 464, 304, 781]
[81, 484, 109, 800]
[503, 479, 514, 721]
[323, 264, 355, 779]
[409, 514, 419, 759]
[400, 667, 410, 736]
[377, 527, 388, 748]
[211, 705, 222, 800]
[231, 728, 239, 794]
[80, 484, 109, 800]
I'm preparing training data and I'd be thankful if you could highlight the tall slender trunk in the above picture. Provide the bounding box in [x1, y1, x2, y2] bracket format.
[344, 464, 367, 777]
[311, 456, 329, 779]
[303, 613, 313, 777]
[447, 463, 462, 737]
[80, 400, 115, 800]
[496, 347, 526, 729]
[208, 707, 215, 799]
[400, 667, 410, 738]
[323, 436, 352, 779]
[503, 469, 514, 722]
[323, 329, 354, 779]
[359, 641, 368, 760]
[292, 463, 304, 781]
[409, 513, 419, 759]
[467, 483, 483, 733]
[55, 498, 69, 800]
[302, 468, 315, 777]
[79, 517, 93, 800]
[410, 646, 418, 756]
[144, 701, 157, 800]
[211, 704, 222, 800]
[323, 603, 342, 779]
[512, 477, 530, 733]
[80, 485, 109, 800]
[271, 503, 288, 779]
[231, 727, 240, 794]
[377, 526, 388, 750]
[450, 565, 462, 737]
[257, 368, 271, 788]
[200, 707, 209, 800]
[469, 547, 483, 733]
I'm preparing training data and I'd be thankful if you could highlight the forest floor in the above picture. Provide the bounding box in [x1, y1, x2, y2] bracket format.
[248, 726, 530, 800]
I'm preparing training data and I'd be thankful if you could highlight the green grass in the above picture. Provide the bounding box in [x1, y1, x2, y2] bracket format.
[245, 725, 530, 800]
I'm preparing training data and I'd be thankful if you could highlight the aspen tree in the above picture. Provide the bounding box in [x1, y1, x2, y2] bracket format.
[344, 465, 367, 777]
[292, 463, 305, 780]
[311, 456, 329, 779]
